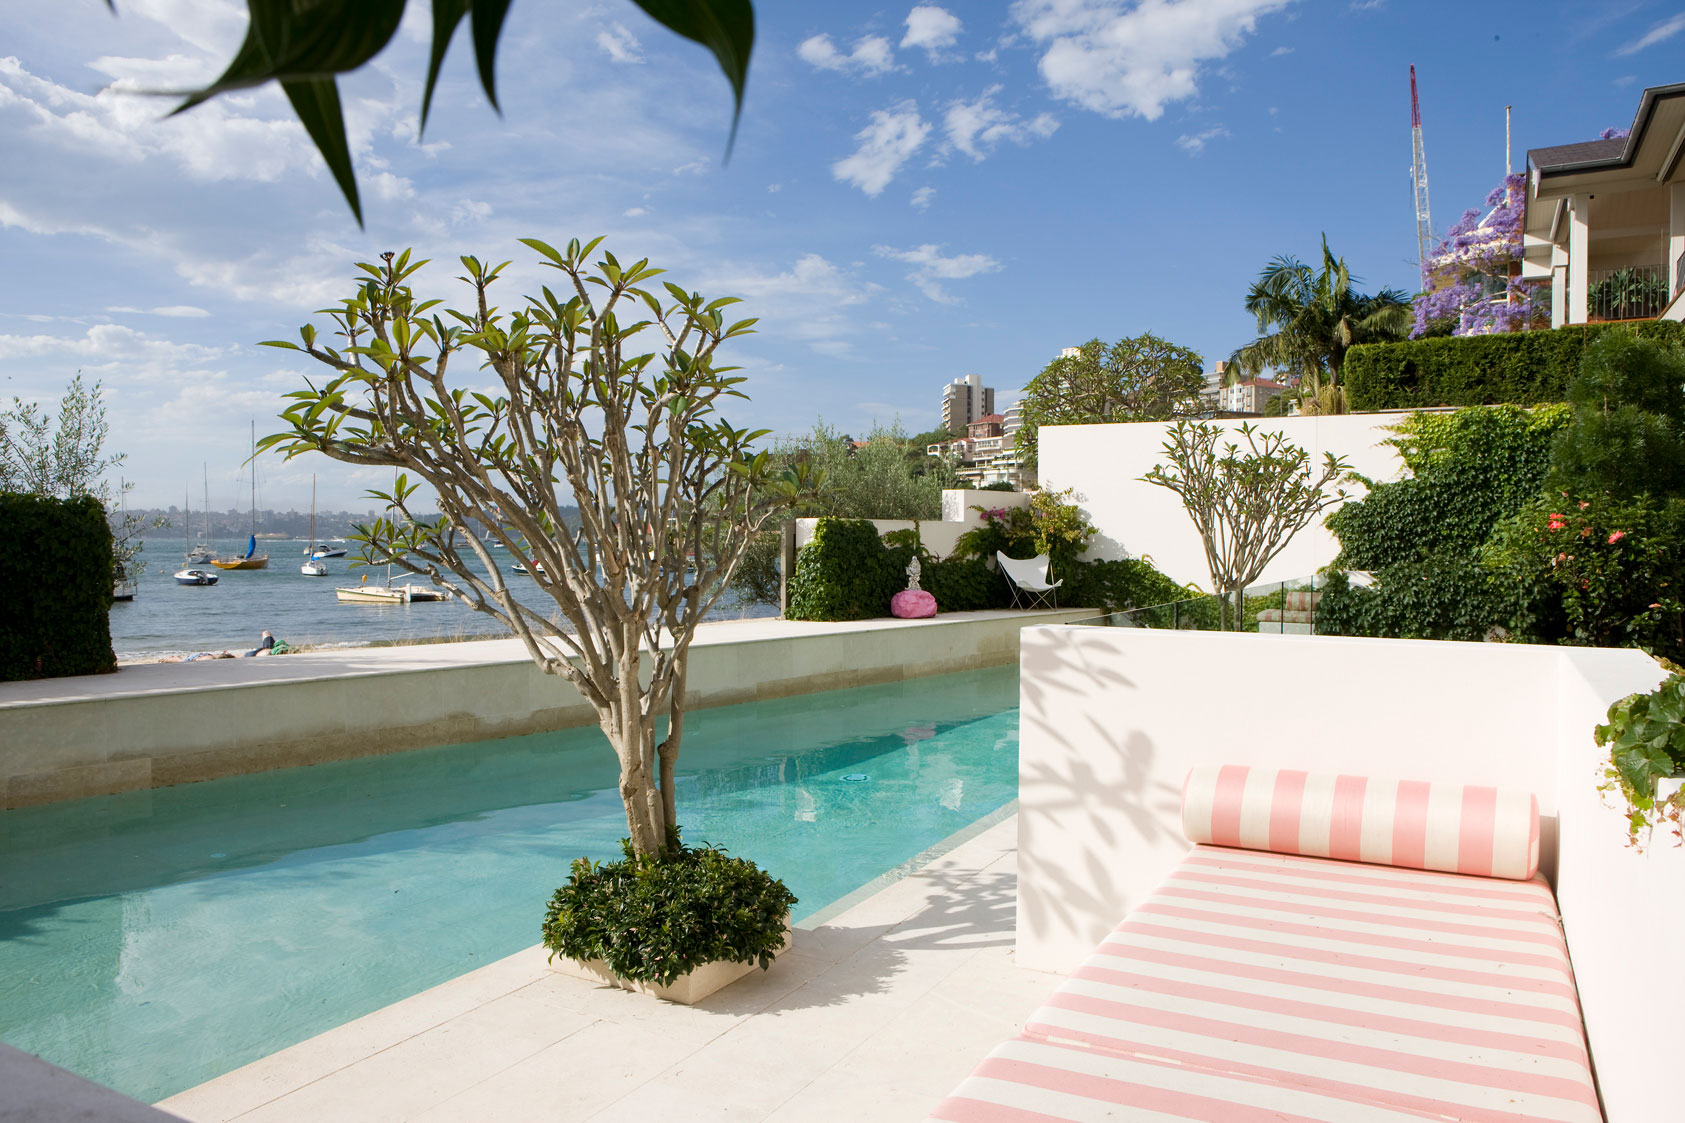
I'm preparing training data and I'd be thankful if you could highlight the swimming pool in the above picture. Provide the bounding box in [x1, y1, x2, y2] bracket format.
[0, 664, 1020, 1102]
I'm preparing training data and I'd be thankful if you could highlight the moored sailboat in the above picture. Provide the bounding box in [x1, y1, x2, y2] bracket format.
[211, 423, 269, 570]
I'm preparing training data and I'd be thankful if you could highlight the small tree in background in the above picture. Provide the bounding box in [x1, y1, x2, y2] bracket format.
[262, 239, 811, 855]
[1143, 422, 1349, 630]
[1015, 334, 1206, 467]
[0, 374, 160, 586]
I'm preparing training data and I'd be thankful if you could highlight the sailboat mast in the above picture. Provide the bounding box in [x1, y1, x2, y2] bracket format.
[249, 419, 257, 540]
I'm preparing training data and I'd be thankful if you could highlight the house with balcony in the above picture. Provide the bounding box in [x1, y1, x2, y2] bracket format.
[1522, 81, 1685, 325]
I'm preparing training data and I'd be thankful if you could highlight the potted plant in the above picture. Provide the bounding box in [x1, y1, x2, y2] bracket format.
[1595, 660, 1685, 847]
[542, 830, 797, 1004]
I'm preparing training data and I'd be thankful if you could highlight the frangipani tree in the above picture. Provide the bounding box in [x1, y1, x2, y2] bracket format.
[1143, 421, 1349, 630]
[260, 239, 811, 854]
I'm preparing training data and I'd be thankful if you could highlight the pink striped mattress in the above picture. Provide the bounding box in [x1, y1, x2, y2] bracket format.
[928, 845, 1600, 1122]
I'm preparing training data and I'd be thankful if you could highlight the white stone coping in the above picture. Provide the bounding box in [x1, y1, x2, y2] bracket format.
[0, 609, 1077, 711]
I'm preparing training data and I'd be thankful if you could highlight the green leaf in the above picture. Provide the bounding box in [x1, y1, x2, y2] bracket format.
[280, 77, 362, 226]
[172, 1, 405, 112]
[421, 0, 471, 135]
[469, 0, 514, 111]
[629, 0, 754, 157]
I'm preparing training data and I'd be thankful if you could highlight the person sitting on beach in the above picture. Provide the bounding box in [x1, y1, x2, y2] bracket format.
[245, 630, 276, 657]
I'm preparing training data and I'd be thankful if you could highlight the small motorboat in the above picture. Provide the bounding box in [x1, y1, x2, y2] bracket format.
[175, 568, 219, 586]
[511, 561, 546, 576]
[308, 544, 348, 559]
[301, 559, 328, 577]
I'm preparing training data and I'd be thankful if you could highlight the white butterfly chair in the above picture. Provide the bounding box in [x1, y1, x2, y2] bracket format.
[996, 551, 1062, 609]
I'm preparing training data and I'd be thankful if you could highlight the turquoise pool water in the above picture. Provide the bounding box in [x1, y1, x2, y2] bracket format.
[0, 665, 1020, 1102]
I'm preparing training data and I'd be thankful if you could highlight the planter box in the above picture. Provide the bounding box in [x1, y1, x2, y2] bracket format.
[548, 924, 792, 1005]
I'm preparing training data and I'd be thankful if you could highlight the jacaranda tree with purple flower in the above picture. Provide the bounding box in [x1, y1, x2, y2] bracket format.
[1412, 173, 1547, 339]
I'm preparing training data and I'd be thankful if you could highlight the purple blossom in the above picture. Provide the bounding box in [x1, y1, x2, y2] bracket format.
[1599, 127, 1629, 141]
[1411, 173, 1539, 338]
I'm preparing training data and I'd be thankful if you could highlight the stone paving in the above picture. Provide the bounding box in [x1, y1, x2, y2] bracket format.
[159, 816, 1053, 1123]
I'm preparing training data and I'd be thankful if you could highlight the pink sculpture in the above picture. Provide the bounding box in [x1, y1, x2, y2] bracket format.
[891, 555, 937, 617]
[892, 589, 937, 618]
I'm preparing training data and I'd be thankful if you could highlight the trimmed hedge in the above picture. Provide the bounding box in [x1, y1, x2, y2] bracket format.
[1345, 321, 1685, 410]
[1, 493, 116, 680]
[785, 517, 1184, 621]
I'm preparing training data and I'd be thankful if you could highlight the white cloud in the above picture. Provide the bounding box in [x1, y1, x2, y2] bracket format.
[873, 243, 1001, 304]
[832, 101, 931, 196]
[1271, 45, 1294, 56]
[944, 85, 1059, 161]
[797, 33, 896, 76]
[0, 55, 323, 182]
[106, 305, 212, 318]
[451, 198, 493, 225]
[596, 22, 644, 63]
[1175, 124, 1229, 154]
[1010, 0, 1292, 120]
[701, 253, 881, 355]
[902, 6, 964, 56]
[1616, 13, 1685, 56]
[623, 206, 647, 217]
[0, 324, 228, 372]
[911, 186, 936, 210]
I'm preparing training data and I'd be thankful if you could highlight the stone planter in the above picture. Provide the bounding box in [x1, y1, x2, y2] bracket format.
[548, 923, 792, 1005]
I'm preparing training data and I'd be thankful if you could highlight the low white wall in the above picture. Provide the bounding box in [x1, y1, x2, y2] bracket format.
[1016, 624, 1679, 1118]
[795, 491, 1028, 560]
[1552, 648, 1677, 1123]
[942, 489, 1031, 523]
[0, 609, 1089, 808]
[1038, 414, 1411, 587]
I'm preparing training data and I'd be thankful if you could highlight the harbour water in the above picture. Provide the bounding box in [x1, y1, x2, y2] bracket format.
[114, 537, 775, 662]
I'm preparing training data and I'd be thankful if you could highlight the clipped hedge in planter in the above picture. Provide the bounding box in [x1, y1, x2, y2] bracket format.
[1, 493, 116, 681]
[542, 834, 797, 987]
[1345, 321, 1685, 410]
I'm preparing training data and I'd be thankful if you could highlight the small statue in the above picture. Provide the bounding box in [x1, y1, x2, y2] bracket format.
[905, 555, 922, 591]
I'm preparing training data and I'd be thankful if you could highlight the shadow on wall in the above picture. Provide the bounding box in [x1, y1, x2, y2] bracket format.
[1017, 634, 1182, 959]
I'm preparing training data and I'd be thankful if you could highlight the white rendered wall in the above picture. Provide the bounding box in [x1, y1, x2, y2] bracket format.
[795, 490, 1030, 560]
[1015, 624, 1680, 1119]
[1551, 648, 1677, 1123]
[1038, 414, 1411, 588]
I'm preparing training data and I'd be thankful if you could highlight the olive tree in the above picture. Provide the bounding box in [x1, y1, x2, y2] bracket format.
[1142, 421, 1349, 630]
[0, 374, 160, 583]
[260, 239, 810, 854]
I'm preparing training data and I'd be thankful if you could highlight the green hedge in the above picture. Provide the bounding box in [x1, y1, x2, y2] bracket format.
[1345, 321, 1685, 410]
[1, 493, 116, 680]
[785, 517, 1183, 621]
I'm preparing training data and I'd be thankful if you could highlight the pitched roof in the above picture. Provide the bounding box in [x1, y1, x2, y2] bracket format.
[1527, 137, 1625, 173]
[973, 413, 1004, 424]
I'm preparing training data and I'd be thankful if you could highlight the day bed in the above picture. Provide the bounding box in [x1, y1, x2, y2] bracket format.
[1256, 589, 1320, 634]
[928, 765, 1601, 1122]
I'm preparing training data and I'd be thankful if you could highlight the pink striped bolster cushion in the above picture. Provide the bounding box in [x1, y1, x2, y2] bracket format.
[1181, 765, 1540, 881]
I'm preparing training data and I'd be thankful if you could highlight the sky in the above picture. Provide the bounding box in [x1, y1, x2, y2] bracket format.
[1, 0, 1682, 511]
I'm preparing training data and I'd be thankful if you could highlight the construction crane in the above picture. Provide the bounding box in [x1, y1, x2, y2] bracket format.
[1410, 65, 1434, 284]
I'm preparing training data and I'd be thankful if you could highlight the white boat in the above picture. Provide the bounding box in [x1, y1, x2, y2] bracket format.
[511, 561, 546, 576]
[309, 544, 349, 559]
[301, 478, 331, 576]
[112, 579, 137, 602]
[187, 466, 215, 563]
[334, 581, 448, 603]
[174, 568, 219, 586]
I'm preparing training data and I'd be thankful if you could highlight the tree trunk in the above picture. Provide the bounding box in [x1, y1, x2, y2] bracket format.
[656, 657, 688, 837]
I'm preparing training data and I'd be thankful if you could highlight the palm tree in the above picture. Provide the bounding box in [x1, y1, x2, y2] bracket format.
[1229, 236, 1411, 412]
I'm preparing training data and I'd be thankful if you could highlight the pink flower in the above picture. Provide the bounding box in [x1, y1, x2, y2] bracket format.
[1578, 501, 1590, 510]
[1608, 530, 1626, 544]
[1547, 518, 1566, 531]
